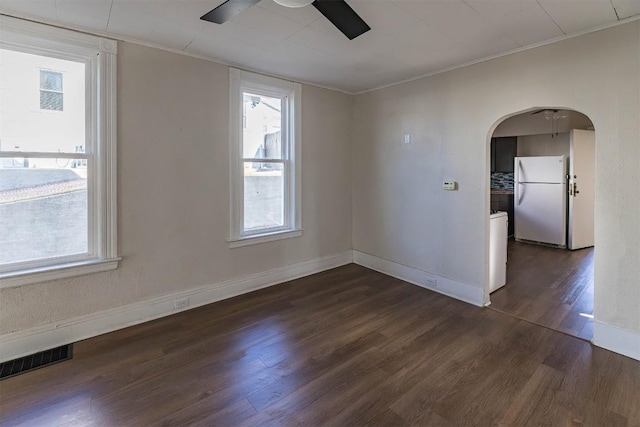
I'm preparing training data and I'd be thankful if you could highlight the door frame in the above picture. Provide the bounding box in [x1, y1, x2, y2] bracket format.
[484, 107, 596, 308]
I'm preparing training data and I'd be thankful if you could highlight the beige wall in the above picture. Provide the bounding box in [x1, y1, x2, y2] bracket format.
[353, 22, 640, 333]
[517, 133, 570, 158]
[0, 42, 354, 334]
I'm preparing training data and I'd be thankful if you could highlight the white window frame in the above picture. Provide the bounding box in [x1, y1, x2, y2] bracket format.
[228, 69, 302, 248]
[0, 16, 119, 288]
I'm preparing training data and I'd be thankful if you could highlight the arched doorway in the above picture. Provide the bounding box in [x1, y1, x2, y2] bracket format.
[485, 107, 595, 341]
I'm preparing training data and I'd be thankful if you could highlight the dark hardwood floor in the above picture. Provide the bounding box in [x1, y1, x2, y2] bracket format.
[490, 240, 594, 341]
[2, 264, 638, 426]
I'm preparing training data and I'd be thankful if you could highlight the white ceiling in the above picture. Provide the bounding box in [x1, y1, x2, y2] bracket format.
[1, 0, 638, 93]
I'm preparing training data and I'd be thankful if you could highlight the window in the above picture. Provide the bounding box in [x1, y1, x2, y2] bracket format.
[0, 16, 118, 287]
[229, 69, 301, 247]
[39, 70, 63, 111]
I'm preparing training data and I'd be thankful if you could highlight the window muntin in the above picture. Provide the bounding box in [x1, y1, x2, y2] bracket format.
[0, 16, 118, 286]
[230, 69, 301, 244]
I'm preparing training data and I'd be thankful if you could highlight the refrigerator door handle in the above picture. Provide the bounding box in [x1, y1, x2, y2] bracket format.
[517, 159, 524, 205]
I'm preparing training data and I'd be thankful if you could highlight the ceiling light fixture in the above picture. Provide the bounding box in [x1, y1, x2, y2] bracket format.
[544, 110, 568, 137]
[543, 110, 567, 121]
[274, 0, 314, 7]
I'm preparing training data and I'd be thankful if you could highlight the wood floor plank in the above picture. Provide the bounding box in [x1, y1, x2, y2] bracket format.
[498, 363, 569, 426]
[1, 264, 638, 427]
[490, 241, 595, 340]
[159, 396, 257, 427]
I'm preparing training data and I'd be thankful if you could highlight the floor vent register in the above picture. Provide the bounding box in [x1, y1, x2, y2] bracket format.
[0, 344, 73, 380]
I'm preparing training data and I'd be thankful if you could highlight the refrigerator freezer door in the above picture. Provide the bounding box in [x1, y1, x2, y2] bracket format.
[515, 182, 567, 246]
[515, 156, 566, 184]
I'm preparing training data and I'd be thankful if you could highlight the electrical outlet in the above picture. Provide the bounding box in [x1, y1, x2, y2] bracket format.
[425, 277, 437, 287]
[174, 297, 189, 310]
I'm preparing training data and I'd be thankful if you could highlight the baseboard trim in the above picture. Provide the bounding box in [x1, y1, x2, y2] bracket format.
[353, 250, 484, 307]
[0, 251, 353, 363]
[592, 320, 640, 361]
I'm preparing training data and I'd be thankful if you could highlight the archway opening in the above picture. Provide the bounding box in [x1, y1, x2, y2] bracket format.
[486, 107, 595, 341]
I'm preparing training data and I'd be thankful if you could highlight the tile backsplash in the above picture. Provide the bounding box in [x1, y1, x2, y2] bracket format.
[491, 172, 514, 190]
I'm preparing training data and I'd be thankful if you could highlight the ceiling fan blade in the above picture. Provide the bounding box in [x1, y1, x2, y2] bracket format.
[200, 0, 261, 24]
[312, 0, 371, 40]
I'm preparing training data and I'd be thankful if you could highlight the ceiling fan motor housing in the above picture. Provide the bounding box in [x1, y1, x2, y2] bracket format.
[201, 0, 371, 40]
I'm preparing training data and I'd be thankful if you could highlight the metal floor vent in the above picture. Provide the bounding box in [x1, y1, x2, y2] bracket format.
[0, 344, 73, 380]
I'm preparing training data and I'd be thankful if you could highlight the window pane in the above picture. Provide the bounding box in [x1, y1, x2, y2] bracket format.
[0, 159, 88, 264]
[242, 92, 282, 159]
[243, 162, 284, 231]
[40, 70, 63, 91]
[40, 91, 63, 111]
[0, 48, 84, 153]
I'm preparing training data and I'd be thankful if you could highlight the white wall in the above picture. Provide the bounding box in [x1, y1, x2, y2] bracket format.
[353, 22, 640, 335]
[0, 49, 85, 155]
[517, 133, 570, 158]
[493, 110, 592, 137]
[0, 42, 354, 334]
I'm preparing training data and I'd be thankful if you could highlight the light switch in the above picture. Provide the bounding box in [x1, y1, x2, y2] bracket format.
[404, 134, 411, 144]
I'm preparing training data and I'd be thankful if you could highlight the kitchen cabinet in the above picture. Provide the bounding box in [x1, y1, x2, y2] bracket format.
[491, 137, 518, 173]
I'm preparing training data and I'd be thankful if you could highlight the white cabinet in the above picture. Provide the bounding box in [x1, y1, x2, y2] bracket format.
[489, 212, 508, 293]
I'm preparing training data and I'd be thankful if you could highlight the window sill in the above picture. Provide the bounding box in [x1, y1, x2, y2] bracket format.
[228, 229, 303, 248]
[0, 258, 121, 289]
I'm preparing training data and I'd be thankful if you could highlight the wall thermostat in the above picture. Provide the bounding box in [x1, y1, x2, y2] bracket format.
[443, 181, 458, 191]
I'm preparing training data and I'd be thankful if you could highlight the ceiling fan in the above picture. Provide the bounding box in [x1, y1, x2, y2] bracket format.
[200, 0, 371, 40]
[531, 109, 568, 137]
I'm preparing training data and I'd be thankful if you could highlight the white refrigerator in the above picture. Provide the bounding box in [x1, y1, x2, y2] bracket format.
[514, 155, 567, 247]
